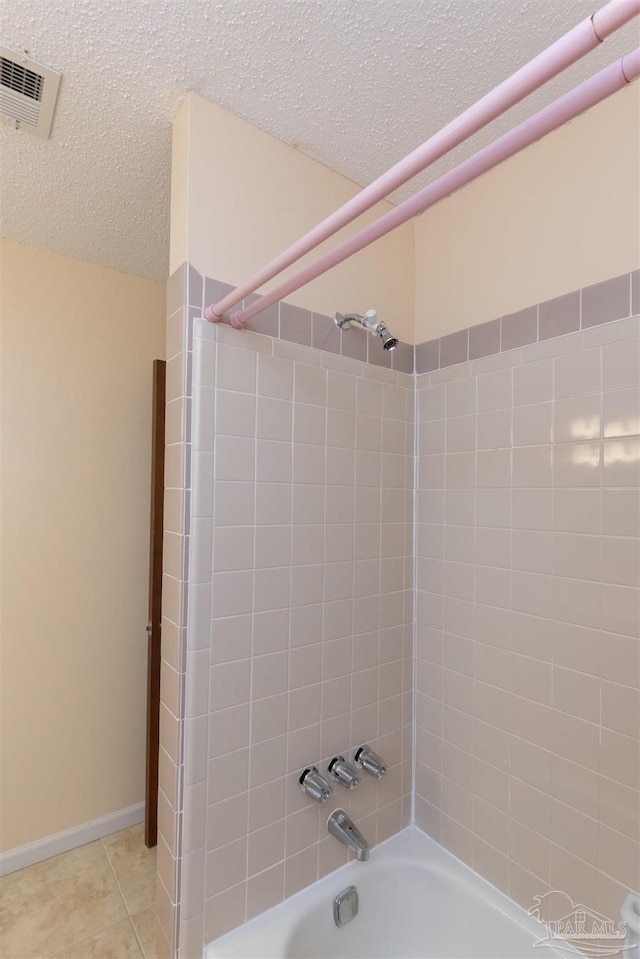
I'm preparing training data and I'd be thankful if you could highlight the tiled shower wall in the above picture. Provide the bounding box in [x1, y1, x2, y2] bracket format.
[177, 285, 414, 952]
[157, 264, 205, 958]
[415, 310, 640, 923]
[162, 264, 639, 958]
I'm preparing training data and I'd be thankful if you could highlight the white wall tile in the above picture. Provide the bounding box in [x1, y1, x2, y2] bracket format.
[414, 312, 639, 918]
[181, 282, 640, 941]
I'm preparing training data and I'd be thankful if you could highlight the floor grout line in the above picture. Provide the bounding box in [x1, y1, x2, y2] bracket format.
[129, 913, 148, 959]
[100, 835, 132, 916]
[48, 839, 130, 957]
[100, 830, 156, 958]
[49, 917, 140, 959]
[3, 826, 153, 959]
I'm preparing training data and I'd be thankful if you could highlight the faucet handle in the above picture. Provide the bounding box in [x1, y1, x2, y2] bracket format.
[299, 767, 332, 802]
[328, 756, 360, 789]
[354, 745, 387, 779]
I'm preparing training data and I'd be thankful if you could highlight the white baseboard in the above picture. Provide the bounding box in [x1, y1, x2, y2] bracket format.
[0, 802, 145, 877]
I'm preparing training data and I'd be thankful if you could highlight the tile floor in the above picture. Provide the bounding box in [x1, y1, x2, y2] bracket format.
[1, 825, 157, 959]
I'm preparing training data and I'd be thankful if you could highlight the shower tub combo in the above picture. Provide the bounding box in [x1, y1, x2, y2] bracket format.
[205, 827, 568, 959]
[188, 4, 640, 959]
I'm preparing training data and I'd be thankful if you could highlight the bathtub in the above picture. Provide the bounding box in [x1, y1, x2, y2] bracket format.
[206, 826, 567, 958]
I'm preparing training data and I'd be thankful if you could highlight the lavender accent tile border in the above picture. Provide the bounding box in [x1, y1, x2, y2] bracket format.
[414, 270, 636, 374]
[340, 325, 368, 361]
[312, 313, 341, 354]
[190, 266, 638, 376]
[279, 301, 312, 346]
[581, 275, 630, 329]
[187, 264, 203, 310]
[194, 263, 412, 371]
[415, 340, 439, 374]
[203, 276, 234, 314]
[392, 341, 415, 374]
[440, 329, 468, 368]
[502, 306, 538, 349]
[367, 335, 393, 368]
[469, 318, 500, 360]
[245, 293, 279, 337]
[538, 292, 579, 340]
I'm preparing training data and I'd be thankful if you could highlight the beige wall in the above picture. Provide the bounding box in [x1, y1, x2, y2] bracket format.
[0, 239, 165, 851]
[171, 85, 640, 347]
[414, 84, 640, 340]
[171, 93, 415, 343]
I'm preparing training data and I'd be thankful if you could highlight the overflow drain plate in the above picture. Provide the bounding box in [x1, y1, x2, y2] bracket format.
[333, 885, 358, 927]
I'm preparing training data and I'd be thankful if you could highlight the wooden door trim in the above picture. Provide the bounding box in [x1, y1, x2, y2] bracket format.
[145, 359, 166, 847]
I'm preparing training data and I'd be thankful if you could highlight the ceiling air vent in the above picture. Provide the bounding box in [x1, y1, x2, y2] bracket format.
[0, 46, 61, 138]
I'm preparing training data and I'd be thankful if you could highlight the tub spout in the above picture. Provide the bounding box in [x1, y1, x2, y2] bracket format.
[327, 809, 370, 862]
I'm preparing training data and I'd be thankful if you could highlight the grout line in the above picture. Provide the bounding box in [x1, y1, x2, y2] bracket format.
[411, 377, 418, 828]
[56, 918, 143, 959]
[243, 345, 259, 924]
[99, 838, 146, 955]
[100, 836, 132, 917]
[186, 283, 639, 925]
[129, 913, 148, 959]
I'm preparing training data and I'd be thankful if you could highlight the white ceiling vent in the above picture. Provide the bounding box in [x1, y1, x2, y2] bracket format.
[0, 46, 61, 138]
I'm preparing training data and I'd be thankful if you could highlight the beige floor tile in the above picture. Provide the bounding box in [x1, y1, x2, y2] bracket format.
[51, 919, 142, 958]
[130, 907, 156, 959]
[0, 841, 127, 959]
[102, 825, 157, 916]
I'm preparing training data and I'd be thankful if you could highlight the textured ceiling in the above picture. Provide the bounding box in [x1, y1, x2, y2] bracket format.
[0, 0, 637, 281]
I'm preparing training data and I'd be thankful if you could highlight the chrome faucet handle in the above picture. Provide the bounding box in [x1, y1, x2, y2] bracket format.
[328, 756, 360, 789]
[354, 745, 387, 778]
[299, 766, 332, 802]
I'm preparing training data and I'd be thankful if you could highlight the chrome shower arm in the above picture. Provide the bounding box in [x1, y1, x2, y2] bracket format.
[334, 309, 398, 352]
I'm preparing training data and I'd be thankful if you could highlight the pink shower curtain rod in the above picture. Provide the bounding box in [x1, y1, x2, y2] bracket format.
[205, 0, 640, 325]
[225, 46, 639, 330]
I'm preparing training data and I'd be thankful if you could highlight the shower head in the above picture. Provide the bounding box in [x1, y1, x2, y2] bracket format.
[334, 309, 398, 353]
[379, 326, 398, 352]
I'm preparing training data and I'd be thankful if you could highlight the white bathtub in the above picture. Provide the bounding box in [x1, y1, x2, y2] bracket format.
[206, 827, 567, 958]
